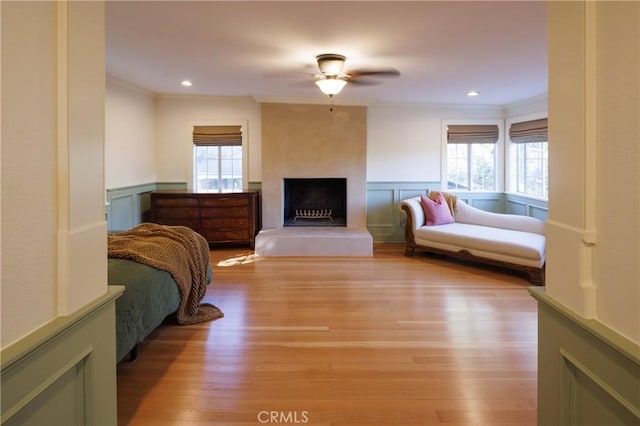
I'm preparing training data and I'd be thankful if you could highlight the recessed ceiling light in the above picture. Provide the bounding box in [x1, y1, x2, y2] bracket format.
[181, 80, 193, 87]
[466, 90, 480, 97]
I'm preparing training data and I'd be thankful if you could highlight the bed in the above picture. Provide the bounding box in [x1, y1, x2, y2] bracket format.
[108, 223, 222, 363]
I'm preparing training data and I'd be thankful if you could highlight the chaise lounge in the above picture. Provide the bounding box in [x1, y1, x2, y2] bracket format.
[399, 193, 546, 285]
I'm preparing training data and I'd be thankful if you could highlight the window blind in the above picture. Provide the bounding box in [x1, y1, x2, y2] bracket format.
[447, 124, 499, 144]
[509, 118, 548, 143]
[193, 125, 242, 146]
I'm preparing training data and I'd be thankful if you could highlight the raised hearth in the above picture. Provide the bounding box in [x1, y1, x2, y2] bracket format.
[255, 227, 373, 256]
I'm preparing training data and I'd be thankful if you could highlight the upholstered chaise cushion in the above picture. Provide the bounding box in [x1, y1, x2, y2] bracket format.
[414, 223, 545, 266]
[455, 200, 545, 235]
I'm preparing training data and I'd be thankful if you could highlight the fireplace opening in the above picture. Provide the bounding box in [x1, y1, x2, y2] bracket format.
[283, 178, 346, 227]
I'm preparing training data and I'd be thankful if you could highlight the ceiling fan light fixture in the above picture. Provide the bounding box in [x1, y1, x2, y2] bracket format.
[315, 78, 347, 96]
[316, 53, 346, 76]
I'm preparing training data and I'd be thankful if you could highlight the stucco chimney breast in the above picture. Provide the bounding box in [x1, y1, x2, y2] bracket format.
[256, 103, 372, 256]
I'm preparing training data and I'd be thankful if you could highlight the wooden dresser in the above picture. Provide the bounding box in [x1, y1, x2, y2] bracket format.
[150, 190, 260, 248]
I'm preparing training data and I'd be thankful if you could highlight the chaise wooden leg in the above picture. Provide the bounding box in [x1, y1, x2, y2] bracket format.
[528, 267, 545, 286]
[405, 246, 415, 257]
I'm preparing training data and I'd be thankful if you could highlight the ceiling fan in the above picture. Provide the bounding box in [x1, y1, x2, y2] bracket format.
[314, 53, 400, 103]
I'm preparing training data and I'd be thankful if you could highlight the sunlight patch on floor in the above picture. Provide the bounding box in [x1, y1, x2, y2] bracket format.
[217, 253, 261, 267]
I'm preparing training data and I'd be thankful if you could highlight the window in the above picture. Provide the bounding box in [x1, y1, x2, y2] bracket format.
[509, 118, 548, 199]
[446, 124, 499, 191]
[193, 125, 243, 192]
[514, 142, 548, 198]
[194, 145, 243, 191]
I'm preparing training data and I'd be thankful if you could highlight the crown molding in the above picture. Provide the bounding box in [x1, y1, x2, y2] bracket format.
[106, 76, 155, 96]
[154, 93, 256, 103]
[372, 100, 505, 112]
[504, 93, 548, 116]
[253, 95, 377, 107]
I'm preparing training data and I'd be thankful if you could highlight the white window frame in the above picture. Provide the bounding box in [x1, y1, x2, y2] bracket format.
[505, 112, 548, 200]
[187, 119, 248, 192]
[440, 119, 505, 192]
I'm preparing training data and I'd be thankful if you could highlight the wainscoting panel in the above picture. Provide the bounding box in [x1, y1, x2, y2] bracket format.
[106, 182, 187, 231]
[530, 288, 640, 426]
[529, 204, 549, 221]
[109, 193, 134, 232]
[452, 192, 504, 213]
[506, 193, 548, 221]
[1, 287, 123, 426]
[366, 182, 439, 242]
[506, 199, 527, 216]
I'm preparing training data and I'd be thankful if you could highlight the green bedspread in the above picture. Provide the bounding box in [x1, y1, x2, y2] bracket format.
[108, 259, 214, 362]
[109, 258, 180, 362]
[108, 224, 221, 363]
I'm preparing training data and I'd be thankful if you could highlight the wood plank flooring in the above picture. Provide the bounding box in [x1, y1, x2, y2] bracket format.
[117, 244, 538, 426]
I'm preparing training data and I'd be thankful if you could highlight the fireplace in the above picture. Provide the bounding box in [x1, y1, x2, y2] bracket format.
[256, 104, 372, 256]
[283, 178, 346, 227]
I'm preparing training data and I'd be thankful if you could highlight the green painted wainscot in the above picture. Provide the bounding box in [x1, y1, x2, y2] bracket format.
[530, 287, 640, 426]
[1, 287, 123, 426]
[106, 182, 188, 232]
[107, 181, 548, 242]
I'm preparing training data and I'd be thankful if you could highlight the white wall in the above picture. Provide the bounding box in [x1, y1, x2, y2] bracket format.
[105, 78, 156, 188]
[149, 97, 542, 189]
[154, 96, 262, 186]
[1, 1, 107, 347]
[367, 104, 503, 182]
[1, 1, 58, 347]
[547, 1, 639, 344]
[152, 97, 506, 187]
[591, 1, 639, 343]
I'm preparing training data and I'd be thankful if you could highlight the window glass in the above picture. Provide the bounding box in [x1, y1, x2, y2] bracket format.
[514, 141, 548, 198]
[447, 143, 495, 191]
[195, 145, 242, 192]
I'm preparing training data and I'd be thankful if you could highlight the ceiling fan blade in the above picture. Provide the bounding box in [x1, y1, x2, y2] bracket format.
[262, 70, 314, 79]
[347, 79, 381, 86]
[348, 68, 401, 79]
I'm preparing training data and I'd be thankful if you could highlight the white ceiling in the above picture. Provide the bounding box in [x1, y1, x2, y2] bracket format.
[106, 1, 547, 106]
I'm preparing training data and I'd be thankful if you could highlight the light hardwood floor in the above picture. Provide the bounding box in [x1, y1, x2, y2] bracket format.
[117, 244, 538, 426]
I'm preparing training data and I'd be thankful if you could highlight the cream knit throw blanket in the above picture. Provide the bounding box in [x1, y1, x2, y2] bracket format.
[108, 223, 223, 325]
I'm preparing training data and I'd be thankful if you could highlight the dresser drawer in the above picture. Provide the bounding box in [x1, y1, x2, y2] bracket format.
[155, 206, 199, 218]
[200, 197, 248, 207]
[201, 217, 249, 229]
[200, 206, 249, 218]
[153, 217, 199, 228]
[153, 197, 199, 207]
[200, 229, 249, 242]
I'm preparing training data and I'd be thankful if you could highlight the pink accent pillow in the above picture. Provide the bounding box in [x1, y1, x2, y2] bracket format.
[420, 193, 455, 226]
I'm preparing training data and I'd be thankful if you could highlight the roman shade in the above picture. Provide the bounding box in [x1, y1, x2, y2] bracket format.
[509, 118, 548, 143]
[193, 125, 242, 146]
[447, 125, 499, 144]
